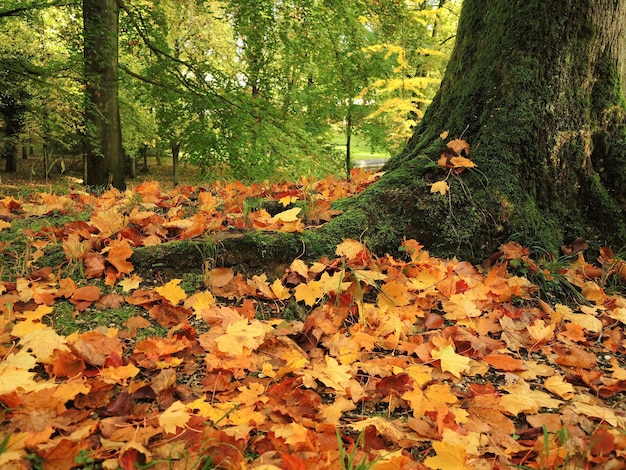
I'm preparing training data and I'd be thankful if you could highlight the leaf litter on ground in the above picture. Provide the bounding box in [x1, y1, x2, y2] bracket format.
[0, 169, 626, 469]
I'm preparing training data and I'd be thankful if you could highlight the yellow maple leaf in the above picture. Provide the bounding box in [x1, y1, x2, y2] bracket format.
[159, 400, 190, 435]
[571, 401, 623, 427]
[271, 207, 301, 223]
[563, 306, 603, 333]
[430, 180, 449, 195]
[0, 350, 39, 394]
[289, 259, 309, 278]
[279, 195, 298, 207]
[447, 139, 471, 156]
[405, 364, 433, 388]
[312, 356, 353, 392]
[500, 380, 562, 415]
[377, 280, 412, 309]
[581, 281, 605, 303]
[272, 422, 308, 445]
[320, 396, 357, 425]
[90, 207, 127, 238]
[294, 280, 324, 306]
[215, 319, 270, 355]
[431, 344, 470, 378]
[608, 307, 626, 324]
[184, 291, 216, 312]
[335, 239, 368, 261]
[118, 274, 142, 292]
[449, 156, 476, 168]
[19, 327, 69, 362]
[270, 279, 292, 301]
[0, 220, 11, 232]
[100, 363, 140, 384]
[442, 293, 482, 320]
[154, 279, 187, 305]
[318, 271, 352, 294]
[424, 440, 469, 470]
[544, 375, 575, 400]
[527, 319, 556, 343]
[276, 348, 309, 377]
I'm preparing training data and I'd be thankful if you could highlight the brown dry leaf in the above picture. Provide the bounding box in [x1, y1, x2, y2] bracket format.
[209, 267, 235, 288]
[72, 285, 101, 302]
[70, 331, 123, 367]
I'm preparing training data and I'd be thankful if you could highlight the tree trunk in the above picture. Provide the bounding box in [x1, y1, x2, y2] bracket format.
[345, 114, 352, 180]
[326, 0, 626, 262]
[83, 0, 125, 190]
[140, 144, 148, 173]
[172, 141, 180, 187]
[0, 93, 26, 173]
[4, 143, 17, 172]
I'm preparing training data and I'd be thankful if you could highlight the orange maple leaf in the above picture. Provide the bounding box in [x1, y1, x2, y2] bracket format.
[106, 238, 134, 276]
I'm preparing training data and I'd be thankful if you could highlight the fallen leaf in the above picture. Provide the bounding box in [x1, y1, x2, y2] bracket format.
[431, 344, 470, 378]
[154, 279, 187, 305]
[215, 319, 271, 355]
[430, 180, 450, 195]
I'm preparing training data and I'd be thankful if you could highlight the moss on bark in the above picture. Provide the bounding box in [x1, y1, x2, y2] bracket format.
[325, 0, 626, 262]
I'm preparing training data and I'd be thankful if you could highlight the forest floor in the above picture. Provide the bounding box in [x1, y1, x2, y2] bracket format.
[1, 154, 626, 469]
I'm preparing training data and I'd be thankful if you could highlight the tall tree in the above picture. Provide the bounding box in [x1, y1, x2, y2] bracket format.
[83, 0, 124, 189]
[326, 0, 626, 261]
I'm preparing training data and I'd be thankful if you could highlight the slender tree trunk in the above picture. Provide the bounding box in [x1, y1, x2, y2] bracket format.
[345, 114, 352, 180]
[172, 141, 180, 187]
[140, 144, 148, 173]
[83, 0, 125, 190]
[326, 0, 626, 261]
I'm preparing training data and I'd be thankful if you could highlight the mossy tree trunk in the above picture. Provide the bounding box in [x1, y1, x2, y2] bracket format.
[83, 0, 125, 190]
[327, 0, 626, 262]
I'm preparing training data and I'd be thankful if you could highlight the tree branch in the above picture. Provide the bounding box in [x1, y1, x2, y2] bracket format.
[0, 0, 78, 18]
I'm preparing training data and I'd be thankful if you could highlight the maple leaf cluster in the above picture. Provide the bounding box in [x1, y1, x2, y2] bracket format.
[1, 171, 626, 469]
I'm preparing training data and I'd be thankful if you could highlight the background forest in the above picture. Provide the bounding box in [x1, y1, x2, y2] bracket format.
[0, 0, 460, 183]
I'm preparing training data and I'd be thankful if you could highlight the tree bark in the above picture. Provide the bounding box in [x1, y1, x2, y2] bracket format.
[0, 94, 25, 173]
[83, 0, 125, 190]
[326, 0, 626, 262]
